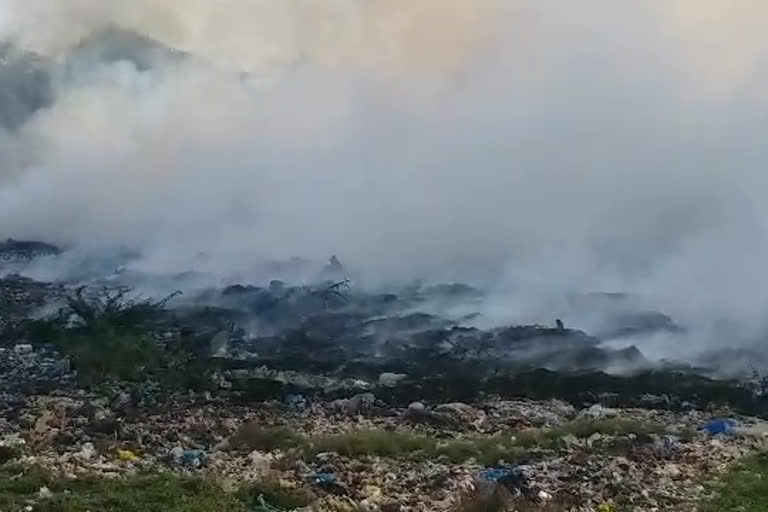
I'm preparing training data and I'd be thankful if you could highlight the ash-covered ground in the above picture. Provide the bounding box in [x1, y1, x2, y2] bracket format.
[1, 241, 768, 512]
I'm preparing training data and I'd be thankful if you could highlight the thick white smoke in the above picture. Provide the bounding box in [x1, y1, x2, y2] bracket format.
[1, 1, 768, 361]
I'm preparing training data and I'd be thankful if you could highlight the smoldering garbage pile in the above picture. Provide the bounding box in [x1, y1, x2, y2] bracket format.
[0, 240, 766, 408]
[0, 240, 680, 393]
[3, 243, 768, 512]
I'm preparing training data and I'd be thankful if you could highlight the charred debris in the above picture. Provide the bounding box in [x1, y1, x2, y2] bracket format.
[0, 247, 766, 417]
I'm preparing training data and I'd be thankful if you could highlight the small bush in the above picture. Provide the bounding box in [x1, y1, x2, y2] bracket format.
[15, 286, 214, 388]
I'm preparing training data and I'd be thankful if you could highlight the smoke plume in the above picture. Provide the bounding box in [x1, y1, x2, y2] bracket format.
[1, 1, 768, 361]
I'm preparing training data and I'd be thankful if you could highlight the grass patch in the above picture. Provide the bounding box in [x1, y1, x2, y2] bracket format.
[237, 479, 315, 509]
[230, 425, 306, 453]
[0, 465, 306, 512]
[230, 418, 668, 466]
[514, 418, 666, 449]
[699, 451, 768, 512]
[0, 466, 245, 512]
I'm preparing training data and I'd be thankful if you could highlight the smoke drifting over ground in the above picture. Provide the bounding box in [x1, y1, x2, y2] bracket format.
[1, 1, 768, 361]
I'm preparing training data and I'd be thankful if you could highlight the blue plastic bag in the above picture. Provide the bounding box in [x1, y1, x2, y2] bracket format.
[699, 419, 735, 435]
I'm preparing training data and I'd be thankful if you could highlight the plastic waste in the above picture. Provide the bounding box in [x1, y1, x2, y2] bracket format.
[478, 468, 514, 482]
[76, 442, 96, 460]
[311, 472, 347, 495]
[700, 419, 735, 435]
[285, 394, 307, 412]
[116, 449, 140, 463]
[313, 472, 337, 485]
[180, 449, 206, 468]
[478, 466, 529, 495]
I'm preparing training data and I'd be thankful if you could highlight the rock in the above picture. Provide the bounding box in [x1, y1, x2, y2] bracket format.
[38, 486, 53, 499]
[378, 373, 407, 387]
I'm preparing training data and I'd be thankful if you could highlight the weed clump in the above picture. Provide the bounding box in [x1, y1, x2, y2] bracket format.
[15, 286, 210, 388]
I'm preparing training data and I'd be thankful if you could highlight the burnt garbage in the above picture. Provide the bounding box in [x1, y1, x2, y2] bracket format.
[3, 254, 768, 417]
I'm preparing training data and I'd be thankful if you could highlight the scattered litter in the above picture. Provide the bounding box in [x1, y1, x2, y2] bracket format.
[116, 449, 140, 463]
[76, 442, 96, 461]
[478, 468, 514, 483]
[581, 404, 619, 420]
[313, 472, 337, 485]
[178, 449, 206, 468]
[311, 472, 347, 495]
[0, 434, 26, 448]
[285, 394, 307, 412]
[700, 419, 735, 436]
[14, 344, 33, 355]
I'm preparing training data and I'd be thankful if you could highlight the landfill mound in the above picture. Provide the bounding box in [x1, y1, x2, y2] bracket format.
[1, 246, 767, 511]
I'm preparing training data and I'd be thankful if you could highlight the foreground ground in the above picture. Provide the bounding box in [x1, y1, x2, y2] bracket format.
[1, 358, 767, 512]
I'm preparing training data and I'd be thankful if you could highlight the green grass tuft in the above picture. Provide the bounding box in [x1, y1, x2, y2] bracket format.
[229, 418, 668, 467]
[0, 466, 248, 512]
[0, 465, 311, 512]
[700, 452, 768, 512]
